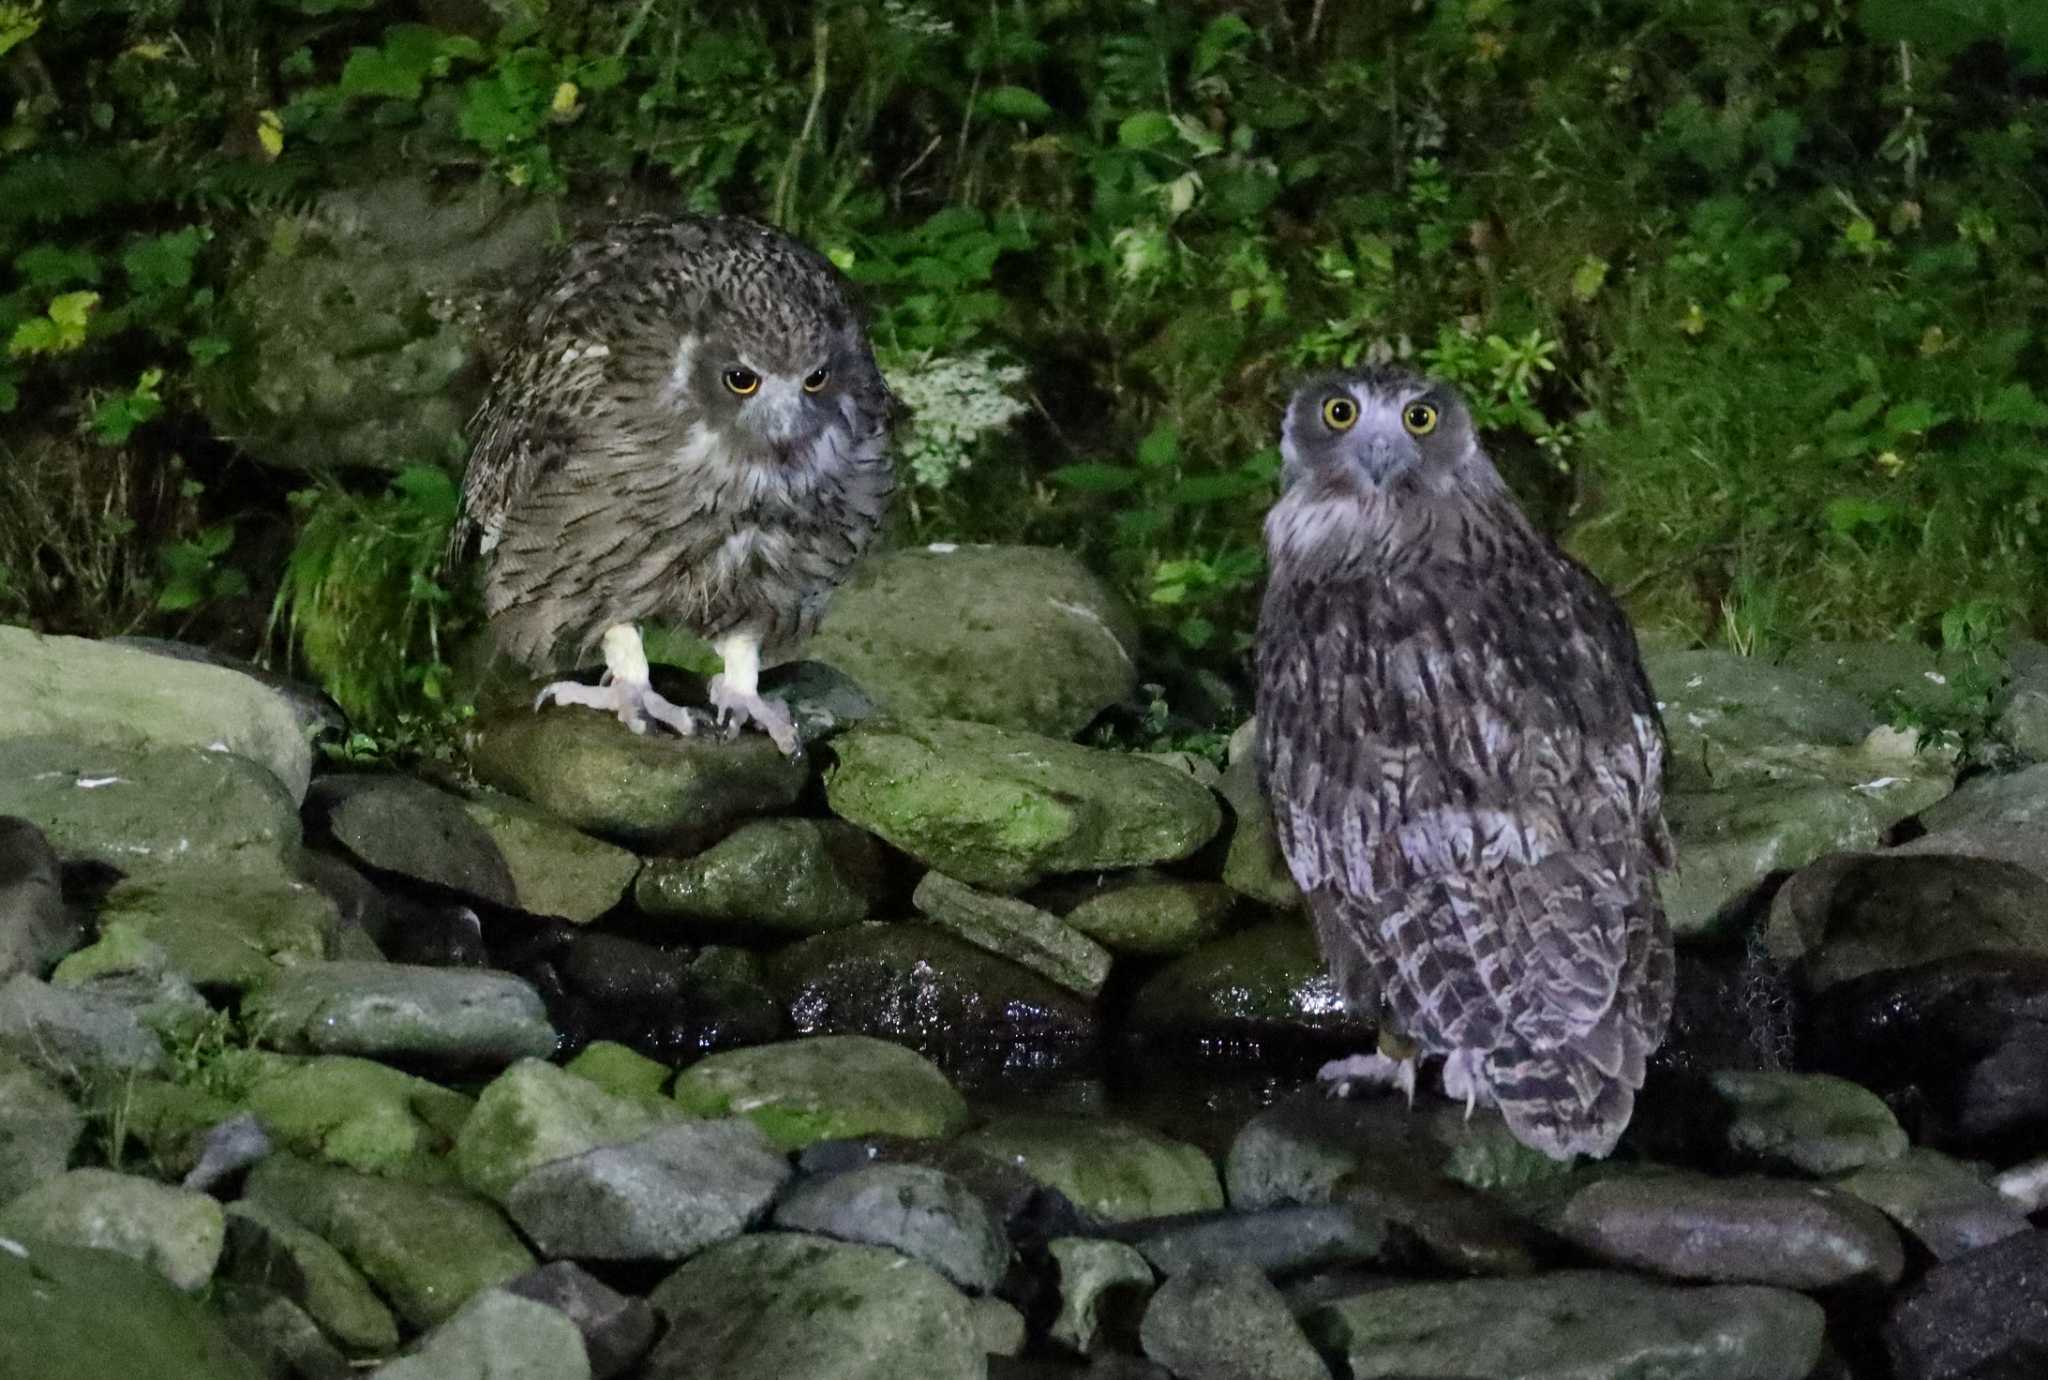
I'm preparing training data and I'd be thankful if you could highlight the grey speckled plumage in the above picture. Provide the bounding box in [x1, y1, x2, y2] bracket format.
[453, 213, 895, 678]
[1254, 365, 1674, 1160]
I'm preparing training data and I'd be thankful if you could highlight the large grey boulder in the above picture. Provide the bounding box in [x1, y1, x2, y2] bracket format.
[957, 1113, 1224, 1224]
[670, 1034, 970, 1151]
[222, 1198, 400, 1357]
[772, 1162, 1009, 1292]
[370, 1287, 590, 1380]
[636, 818, 885, 936]
[245, 962, 555, 1069]
[0, 974, 165, 1078]
[1139, 1258, 1329, 1380]
[0, 1168, 225, 1292]
[0, 628, 313, 800]
[0, 1237, 263, 1380]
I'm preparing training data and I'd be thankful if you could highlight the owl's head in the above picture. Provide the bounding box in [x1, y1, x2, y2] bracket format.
[1279, 366, 1485, 498]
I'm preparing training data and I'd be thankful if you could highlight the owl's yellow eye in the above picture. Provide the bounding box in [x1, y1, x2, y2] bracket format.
[1402, 401, 1440, 436]
[1322, 396, 1358, 431]
[803, 367, 830, 393]
[723, 367, 761, 396]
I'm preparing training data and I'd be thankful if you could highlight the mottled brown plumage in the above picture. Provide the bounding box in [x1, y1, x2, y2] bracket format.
[1255, 366, 1674, 1159]
[453, 213, 895, 750]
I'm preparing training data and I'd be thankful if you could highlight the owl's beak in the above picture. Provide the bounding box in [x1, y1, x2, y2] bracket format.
[1356, 429, 1418, 485]
[749, 384, 808, 448]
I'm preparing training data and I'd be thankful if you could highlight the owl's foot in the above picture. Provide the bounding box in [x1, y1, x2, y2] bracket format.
[708, 674, 800, 757]
[535, 675, 707, 737]
[1440, 1050, 1497, 1121]
[1318, 1052, 1418, 1107]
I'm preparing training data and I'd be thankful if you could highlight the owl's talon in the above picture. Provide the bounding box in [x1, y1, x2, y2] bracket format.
[1441, 1050, 1495, 1121]
[1318, 1052, 1418, 1106]
[708, 674, 802, 757]
[534, 674, 707, 738]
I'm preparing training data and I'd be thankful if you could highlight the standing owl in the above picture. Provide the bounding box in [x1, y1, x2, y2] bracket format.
[1254, 366, 1674, 1160]
[452, 214, 896, 754]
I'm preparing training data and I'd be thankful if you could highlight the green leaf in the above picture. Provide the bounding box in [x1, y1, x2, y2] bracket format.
[123, 227, 205, 296]
[188, 335, 232, 367]
[982, 86, 1053, 121]
[1193, 14, 1254, 76]
[1050, 463, 1141, 492]
[1883, 400, 1945, 436]
[1137, 424, 1179, 469]
[1117, 112, 1177, 150]
[1981, 383, 2048, 427]
[15, 245, 101, 289]
[1168, 473, 1265, 505]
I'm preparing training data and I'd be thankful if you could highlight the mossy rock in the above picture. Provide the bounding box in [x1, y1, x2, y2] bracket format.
[671, 1034, 969, 1150]
[958, 1113, 1224, 1223]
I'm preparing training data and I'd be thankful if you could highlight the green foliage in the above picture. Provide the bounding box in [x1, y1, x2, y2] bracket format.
[6, 0, 2048, 728]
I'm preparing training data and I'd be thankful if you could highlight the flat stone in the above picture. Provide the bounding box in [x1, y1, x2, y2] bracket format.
[635, 819, 885, 935]
[0, 974, 163, 1077]
[241, 1053, 475, 1183]
[1766, 850, 2048, 989]
[245, 961, 555, 1069]
[459, 792, 639, 923]
[807, 544, 1141, 738]
[913, 870, 1112, 998]
[1124, 1202, 1387, 1278]
[1057, 875, 1238, 957]
[772, 1162, 1009, 1292]
[1884, 1229, 2048, 1380]
[1309, 1271, 1824, 1379]
[1916, 761, 2048, 842]
[310, 774, 516, 907]
[243, 1153, 534, 1328]
[1549, 1172, 1905, 1288]
[223, 1199, 400, 1356]
[1710, 1070, 1907, 1175]
[503, 1261, 657, 1380]
[1127, 921, 1368, 1047]
[0, 1236, 263, 1380]
[455, 1057, 684, 1203]
[0, 737, 304, 874]
[0, 1168, 224, 1291]
[370, 1287, 590, 1380]
[0, 1053, 83, 1202]
[505, 1118, 790, 1261]
[824, 718, 1222, 891]
[1648, 649, 1877, 756]
[95, 869, 338, 993]
[957, 1114, 1223, 1224]
[1047, 1236, 1154, 1353]
[214, 1281, 353, 1380]
[0, 627, 313, 800]
[1838, 1149, 2031, 1260]
[766, 924, 1099, 1071]
[645, 1232, 982, 1380]
[467, 709, 808, 850]
[672, 1034, 970, 1150]
[1139, 1258, 1329, 1380]
[0, 816, 77, 982]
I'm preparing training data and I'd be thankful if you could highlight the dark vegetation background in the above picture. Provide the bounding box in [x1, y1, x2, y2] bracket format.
[3, 0, 2046, 748]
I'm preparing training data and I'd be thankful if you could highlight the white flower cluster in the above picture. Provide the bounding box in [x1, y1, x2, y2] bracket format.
[881, 0, 955, 39]
[886, 351, 1031, 490]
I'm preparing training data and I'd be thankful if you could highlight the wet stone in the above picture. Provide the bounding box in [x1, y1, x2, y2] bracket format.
[309, 774, 517, 908]
[504, 1118, 790, 1261]
[466, 709, 808, 851]
[223, 1198, 401, 1357]
[242, 1153, 535, 1329]
[1837, 1149, 2032, 1261]
[245, 961, 556, 1071]
[958, 1114, 1224, 1224]
[1884, 1228, 2048, 1380]
[914, 870, 1112, 998]
[645, 1232, 982, 1380]
[766, 923, 1099, 1070]
[370, 1287, 590, 1380]
[1548, 1172, 1905, 1289]
[454, 1057, 685, 1202]
[824, 718, 1222, 891]
[1139, 1258, 1329, 1380]
[1709, 1069, 1907, 1175]
[0, 1168, 225, 1292]
[772, 1162, 1009, 1292]
[671, 1034, 970, 1150]
[0, 1236, 263, 1380]
[1056, 874, 1238, 957]
[806, 543, 1141, 739]
[1307, 1270, 1826, 1380]
[1127, 921, 1369, 1048]
[1122, 1202, 1388, 1279]
[458, 791, 640, 923]
[636, 818, 885, 936]
[558, 932, 785, 1062]
[1048, 1236, 1155, 1354]
[1808, 953, 2048, 1158]
[503, 1261, 657, 1380]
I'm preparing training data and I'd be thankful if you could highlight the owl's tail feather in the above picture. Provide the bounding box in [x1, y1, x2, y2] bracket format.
[1484, 1039, 1642, 1162]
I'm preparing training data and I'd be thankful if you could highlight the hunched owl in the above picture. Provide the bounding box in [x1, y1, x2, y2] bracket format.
[1254, 366, 1674, 1160]
[452, 214, 897, 754]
